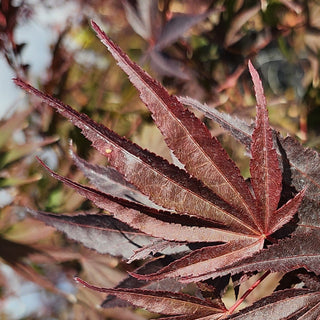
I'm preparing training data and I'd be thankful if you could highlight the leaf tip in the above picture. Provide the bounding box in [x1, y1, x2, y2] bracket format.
[13, 77, 26, 89]
[74, 276, 92, 289]
[74, 277, 109, 293]
[13, 78, 43, 100]
[35, 156, 47, 168]
[13, 78, 38, 97]
[248, 60, 258, 80]
[90, 19, 106, 43]
[90, 19, 99, 32]
[73, 276, 82, 284]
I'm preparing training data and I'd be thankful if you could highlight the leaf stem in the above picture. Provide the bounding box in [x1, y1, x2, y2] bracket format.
[226, 270, 271, 315]
[266, 235, 278, 244]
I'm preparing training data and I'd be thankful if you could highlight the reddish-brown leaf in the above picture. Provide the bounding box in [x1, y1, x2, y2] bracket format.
[249, 61, 283, 232]
[200, 227, 320, 280]
[267, 187, 306, 235]
[74, 277, 227, 317]
[131, 238, 264, 283]
[102, 257, 189, 309]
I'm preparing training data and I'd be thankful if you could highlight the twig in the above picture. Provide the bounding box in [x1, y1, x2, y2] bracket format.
[226, 270, 271, 315]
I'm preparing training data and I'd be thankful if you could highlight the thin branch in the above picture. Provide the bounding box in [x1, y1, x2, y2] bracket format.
[226, 270, 271, 315]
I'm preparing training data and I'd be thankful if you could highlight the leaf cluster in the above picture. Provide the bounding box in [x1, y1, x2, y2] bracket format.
[3, 0, 320, 319]
[14, 19, 320, 319]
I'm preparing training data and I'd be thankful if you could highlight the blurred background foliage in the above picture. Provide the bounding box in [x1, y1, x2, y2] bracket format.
[1, 0, 320, 318]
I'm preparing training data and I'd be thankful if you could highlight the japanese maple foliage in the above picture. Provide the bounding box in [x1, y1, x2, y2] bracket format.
[13, 20, 320, 319]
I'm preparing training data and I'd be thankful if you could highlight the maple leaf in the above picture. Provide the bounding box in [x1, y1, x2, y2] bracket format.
[13, 20, 308, 318]
[14, 19, 304, 278]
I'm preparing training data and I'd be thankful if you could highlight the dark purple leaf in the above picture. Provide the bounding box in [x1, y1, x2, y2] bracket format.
[224, 4, 260, 47]
[297, 272, 320, 291]
[280, 136, 320, 202]
[148, 49, 190, 80]
[75, 277, 227, 317]
[155, 10, 216, 50]
[28, 209, 153, 259]
[102, 257, 187, 308]
[122, 0, 157, 40]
